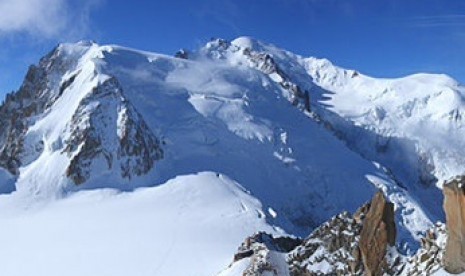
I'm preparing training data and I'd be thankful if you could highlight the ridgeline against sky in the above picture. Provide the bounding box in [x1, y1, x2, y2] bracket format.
[1, 0, 465, 98]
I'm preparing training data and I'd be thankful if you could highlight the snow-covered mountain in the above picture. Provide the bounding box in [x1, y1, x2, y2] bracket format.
[1, 36, 463, 275]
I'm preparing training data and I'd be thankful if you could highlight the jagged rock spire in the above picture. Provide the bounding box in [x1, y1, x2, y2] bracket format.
[359, 190, 397, 276]
[443, 176, 465, 274]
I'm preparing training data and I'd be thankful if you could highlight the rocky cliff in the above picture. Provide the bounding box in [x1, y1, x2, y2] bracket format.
[220, 191, 405, 275]
[443, 176, 465, 274]
[219, 190, 453, 276]
[359, 191, 397, 276]
[0, 42, 164, 195]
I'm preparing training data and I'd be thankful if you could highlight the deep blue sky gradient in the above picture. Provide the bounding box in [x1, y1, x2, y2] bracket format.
[2, 0, 465, 99]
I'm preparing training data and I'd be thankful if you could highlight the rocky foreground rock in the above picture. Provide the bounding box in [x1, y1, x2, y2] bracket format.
[359, 191, 397, 276]
[443, 176, 465, 274]
[220, 191, 406, 275]
[219, 189, 457, 275]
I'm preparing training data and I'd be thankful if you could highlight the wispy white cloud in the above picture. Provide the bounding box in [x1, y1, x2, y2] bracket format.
[0, 0, 102, 39]
[409, 14, 465, 28]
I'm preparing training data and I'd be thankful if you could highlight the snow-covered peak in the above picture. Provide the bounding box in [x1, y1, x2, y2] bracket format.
[2, 36, 460, 250]
[1, 41, 164, 198]
[312, 64, 465, 184]
[57, 40, 96, 54]
[199, 37, 465, 186]
[302, 56, 359, 87]
[230, 36, 274, 53]
[231, 36, 259, 48]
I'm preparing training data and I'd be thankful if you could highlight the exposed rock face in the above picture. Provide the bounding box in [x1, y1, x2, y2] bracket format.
[223, 191, 404, 276]
[359, 191, 397, 276]
[0, 43, 88, 175]
[174, 49, 189, 59]
[0, 42, 163, 188]
[229, 232, 301, 276]
[205, 38, 311, 111]
[221, 191, 465, 276]
[0, 63, 50, 174]
[288, 211, 365, 275]
[403, 222, 446, 275]
[64, 77, 163, 185]
[234, 232, 302, 262]
[288, 194, 401, 276]
[221, 192, 455, 276]
[443, 176, 465, 274]
[240, 44, 310, 109]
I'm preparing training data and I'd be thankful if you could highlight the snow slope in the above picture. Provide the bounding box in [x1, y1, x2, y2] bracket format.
[434, 270, 465, 276]
[195, 37, 460, 227]
[307, 63, 465, 186]
[98, 42, 433, 244]
[217, 37, 465, 189]
[0, 172, 281, 276]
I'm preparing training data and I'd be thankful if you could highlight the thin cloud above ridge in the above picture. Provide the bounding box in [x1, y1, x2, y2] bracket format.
[408, 14, 465, 28]
[0, 0, 102, 40]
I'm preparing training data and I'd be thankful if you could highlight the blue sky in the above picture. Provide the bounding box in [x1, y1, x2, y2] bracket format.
[1, 0, 465, 99]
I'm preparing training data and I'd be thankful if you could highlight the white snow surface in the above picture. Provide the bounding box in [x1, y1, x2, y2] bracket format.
[311, 65, 465, 184]
[98, 41, 423, 240]
[0, 172, 281, 276]
[218, 258, 252, 276]
[433, 269, 465, 276]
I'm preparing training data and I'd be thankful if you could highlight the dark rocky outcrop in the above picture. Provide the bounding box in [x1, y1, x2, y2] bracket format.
[240, 46, 309, 108]
[0, 43, 163, 186]
[403, 222, 446, 275]
[224, 191, 404, 276]
[359, 191, 397, 276]
[234, 232, 302, 262]
[221, 188, 465, 276]
[174, 49, 189, 59]
[289, 192, 400, 276]
[64, 77, 163, 185]
[443, 176, 465, 274]
[0, 65, 46, 174]
[205, 38, 311, 112]
[230, 232, 302, 276]
[288, 211, 366, 275]
[0, 44, 83, 175]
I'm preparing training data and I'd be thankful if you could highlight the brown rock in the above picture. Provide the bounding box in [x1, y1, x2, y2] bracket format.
[350, 246, 362, 274]
[443, 176, 465, 274]
[233, 249, 253, 262]
[359, 191, 396, 276]
[354, 202, 371, 224]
